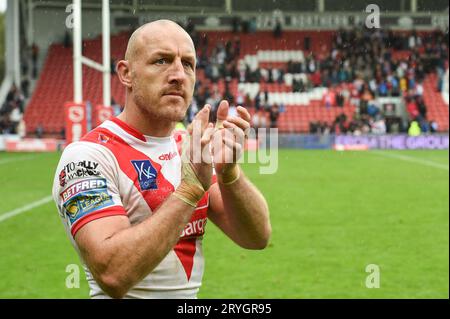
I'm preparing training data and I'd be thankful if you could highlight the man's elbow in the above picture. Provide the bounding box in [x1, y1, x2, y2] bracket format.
[256, 226, 272, 249]
[245, 224, 272, 250]
[96, 273, 129, 299]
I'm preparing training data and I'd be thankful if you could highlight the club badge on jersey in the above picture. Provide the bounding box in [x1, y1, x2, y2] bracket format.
[131, 160, 158, 191]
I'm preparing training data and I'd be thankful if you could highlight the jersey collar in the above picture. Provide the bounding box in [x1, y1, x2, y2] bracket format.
[110, 117, 147, 142]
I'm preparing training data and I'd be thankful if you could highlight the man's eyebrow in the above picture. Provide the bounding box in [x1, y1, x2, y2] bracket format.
[150, 50, 196, 60]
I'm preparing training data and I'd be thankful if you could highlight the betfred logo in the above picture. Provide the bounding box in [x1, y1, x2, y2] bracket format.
[180, 217, 207, 238]
[158, 152, 178, 161]
[60, 178, 107, 202]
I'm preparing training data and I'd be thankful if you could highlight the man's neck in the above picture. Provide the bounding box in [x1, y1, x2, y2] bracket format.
[117, 106, 176, 138]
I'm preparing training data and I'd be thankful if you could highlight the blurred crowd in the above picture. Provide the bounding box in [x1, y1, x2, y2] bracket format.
[185, 23, 448, 135]
[0, 85, 26, 136]
[307, 27, 448, 135]
[0, 41, 39, 136]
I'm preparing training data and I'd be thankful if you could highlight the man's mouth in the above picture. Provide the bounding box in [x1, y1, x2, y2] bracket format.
[163, 91, 184, 98]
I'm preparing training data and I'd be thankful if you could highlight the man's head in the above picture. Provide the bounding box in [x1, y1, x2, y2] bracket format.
[117, 20, 196, 123]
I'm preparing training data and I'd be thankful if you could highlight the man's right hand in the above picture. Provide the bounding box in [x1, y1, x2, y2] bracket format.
[186, 104, 214, 189]
[175, 105, 214, 207]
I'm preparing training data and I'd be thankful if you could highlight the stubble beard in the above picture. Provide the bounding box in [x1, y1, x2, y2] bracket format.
[133, 91, 188, 123]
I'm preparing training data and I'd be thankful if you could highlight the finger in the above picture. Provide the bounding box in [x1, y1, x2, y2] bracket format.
[193, 104, 211, 132]
[222, 137, 243, 162]
[200, 123, 214, 165]
[201, 123, 215, 146]
[222, 137, 240, 150]
[236, 106, 251, 122]
[225, 116, 251, 132]
[222, 121, 245, 143]
[215, 100, 229, 129]
[211, 129, 224, 156]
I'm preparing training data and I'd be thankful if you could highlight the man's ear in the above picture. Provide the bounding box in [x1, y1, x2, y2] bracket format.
[116, 60, 132, 88]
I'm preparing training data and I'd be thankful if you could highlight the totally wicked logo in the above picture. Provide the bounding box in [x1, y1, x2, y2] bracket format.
[59, 160, 102, 187]
[131, 160, 158, 191]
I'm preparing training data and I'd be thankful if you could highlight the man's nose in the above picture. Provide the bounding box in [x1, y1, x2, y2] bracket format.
[168, 58, 186, 83]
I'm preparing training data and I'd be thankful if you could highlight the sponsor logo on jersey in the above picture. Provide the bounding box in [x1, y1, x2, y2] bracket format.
[63, 189, 113, 224]
[158, 152, 178, 161]
[60, 178, 107, 202]
[59, 169, 67, 186]
[180, 217, 207, 238]
[60, 161, 102, 186]
[131, 160, 158, 190]
[98, 133, 110, 144]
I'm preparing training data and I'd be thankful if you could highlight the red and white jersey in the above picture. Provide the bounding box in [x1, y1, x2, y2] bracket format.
[52, 118, 212, 299]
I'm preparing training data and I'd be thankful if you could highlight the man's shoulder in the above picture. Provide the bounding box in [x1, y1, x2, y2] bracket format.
[79, 124, 119, 145]
[58, 136, 118, 176]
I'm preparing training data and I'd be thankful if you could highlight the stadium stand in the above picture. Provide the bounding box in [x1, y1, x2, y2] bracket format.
[21, 27, 449, 137]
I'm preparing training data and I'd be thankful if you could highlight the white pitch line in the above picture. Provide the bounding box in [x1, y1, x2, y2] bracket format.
[0, 155, 36, 165]
[0, 195, 53, 223]
[373, 151, 449, 171]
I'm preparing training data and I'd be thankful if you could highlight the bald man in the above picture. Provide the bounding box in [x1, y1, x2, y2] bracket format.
[52, 20, 271, 299]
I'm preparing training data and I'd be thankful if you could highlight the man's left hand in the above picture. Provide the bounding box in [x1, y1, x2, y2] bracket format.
[211, 100, 251, 183]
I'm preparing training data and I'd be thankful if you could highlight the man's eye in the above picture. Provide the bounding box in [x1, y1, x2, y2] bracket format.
[183, 61, 193, 68]
[155, 58, 167, 65]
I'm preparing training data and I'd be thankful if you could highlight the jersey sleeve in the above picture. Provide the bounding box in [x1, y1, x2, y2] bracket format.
[52, 142, 127, 237]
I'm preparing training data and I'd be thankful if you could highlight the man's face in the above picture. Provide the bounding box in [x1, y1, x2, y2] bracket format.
[129, 25, 196, 122]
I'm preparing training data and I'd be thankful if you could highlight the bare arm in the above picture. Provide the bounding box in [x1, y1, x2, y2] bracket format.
[75, 106, 214, 299]
[208, 166, 271, 249]
[75, 190, 196, 299]
[208, 101, 271, 249]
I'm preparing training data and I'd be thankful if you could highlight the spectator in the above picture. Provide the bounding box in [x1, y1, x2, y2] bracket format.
[360, 88, 373, 115]
[64, 30, 72, 48]
[9, 106, 22, 133]
[21, 77, 30, 98]
[21, 51, 29, 76]
[269, 104, 280, 128]
[17, 119, 26, 138]
[111, 58, 117, 75]
[336, 91, 345, 107]
[429, 120, 439, 133]
[309, 121, 319, 134]
[241, 19, 249, 33]
[35, 123, 44, 138]
[254, 92, 262, 111]
[416, 96, 427, 119]
[408, 121, 421, 136]
[323, 89, 336, 108]
[252, 109, 268, 137]
[371, 115, 387, 134]
[320, 121, 331, 135]
[31, 43, 39, 79]
[249, 17, 257, 33]
[232, 17, 240, 33]
[406, 97, 420, 120]
[273, 18, 282, 38]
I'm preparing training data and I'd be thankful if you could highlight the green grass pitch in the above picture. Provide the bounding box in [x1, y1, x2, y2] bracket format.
[0, 149, 448, 298]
